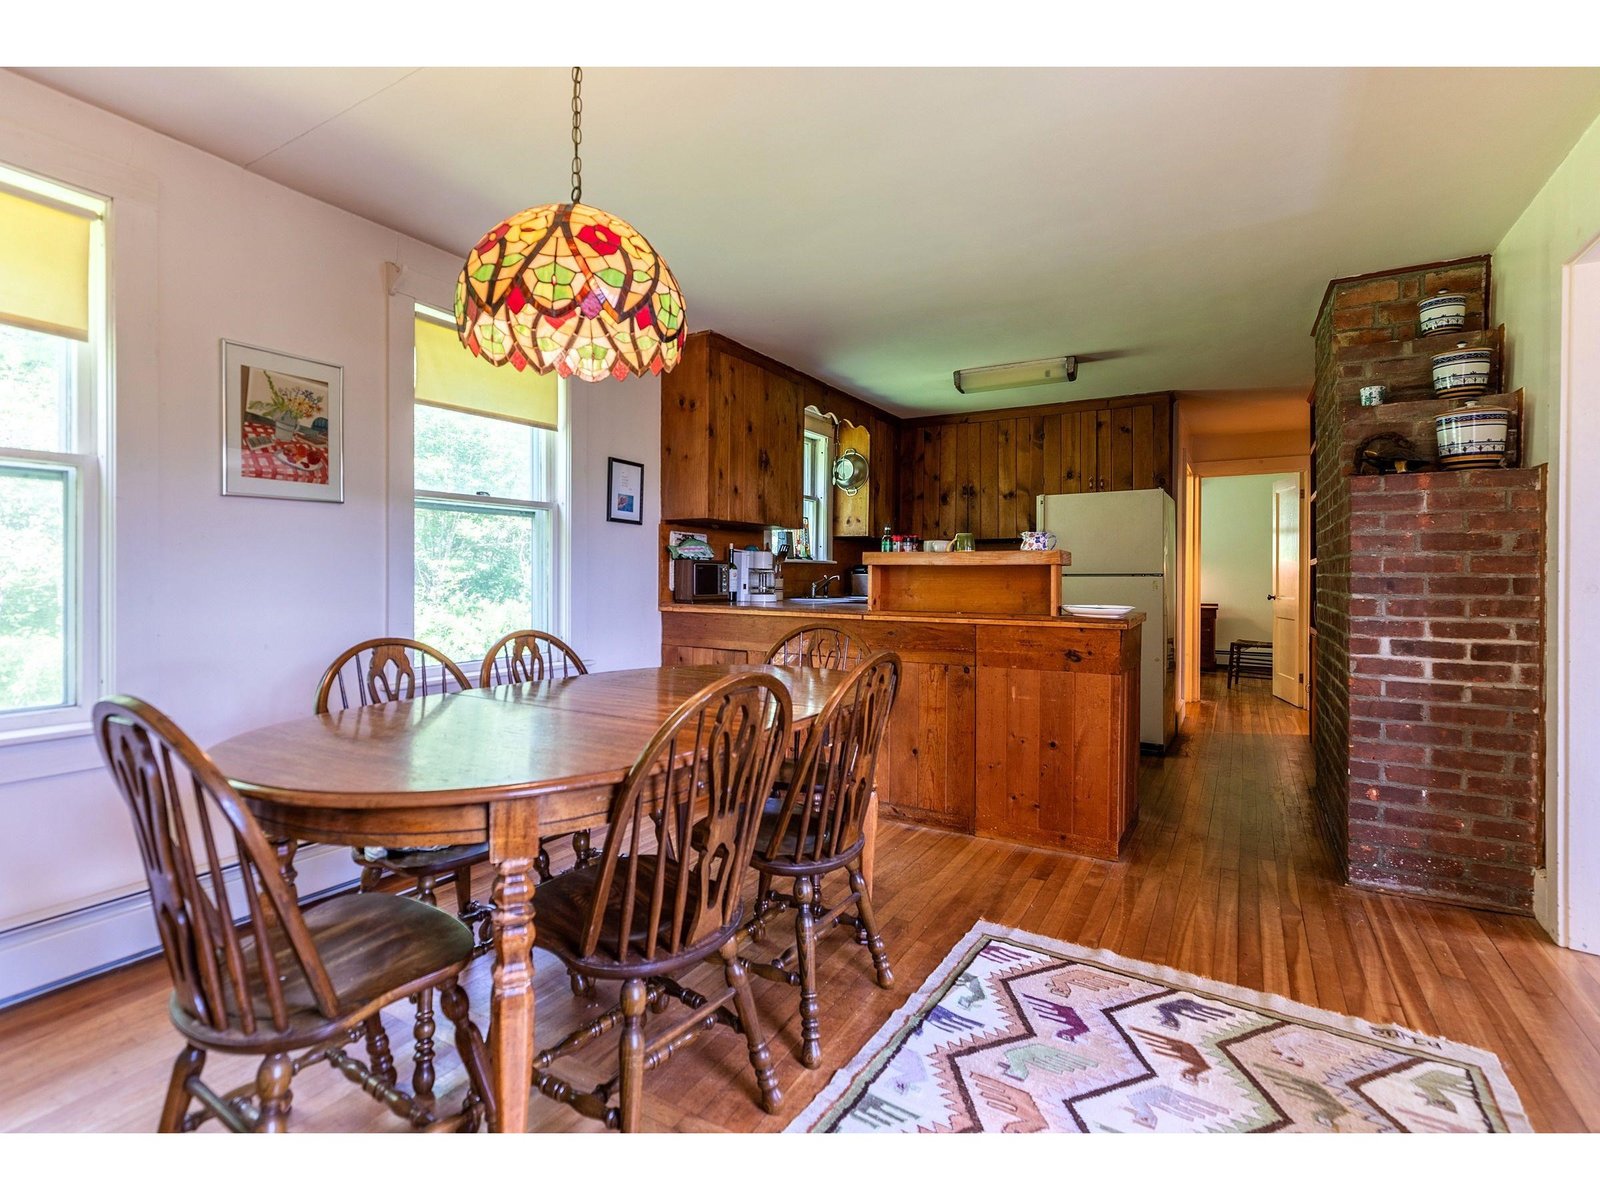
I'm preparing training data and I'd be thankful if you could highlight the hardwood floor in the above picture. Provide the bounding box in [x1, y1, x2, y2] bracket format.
[4, 674, 1599, 1132]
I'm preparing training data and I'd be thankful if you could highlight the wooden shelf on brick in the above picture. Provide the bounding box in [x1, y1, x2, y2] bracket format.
[1346, 387, 1524, 475]
[862, 550, 1068, 617]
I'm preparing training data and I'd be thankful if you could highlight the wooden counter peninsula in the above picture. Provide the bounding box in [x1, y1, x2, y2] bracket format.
[660, 551, 1144, 859]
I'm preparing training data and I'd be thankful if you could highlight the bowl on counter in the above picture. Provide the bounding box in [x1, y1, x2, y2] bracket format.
[924, 538, 952, 552]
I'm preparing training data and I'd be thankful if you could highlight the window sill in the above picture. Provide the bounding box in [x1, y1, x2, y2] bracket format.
[0, 719, 99, 786]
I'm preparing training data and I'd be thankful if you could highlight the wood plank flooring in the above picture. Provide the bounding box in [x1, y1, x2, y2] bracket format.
[4, 674, 1599, 1132]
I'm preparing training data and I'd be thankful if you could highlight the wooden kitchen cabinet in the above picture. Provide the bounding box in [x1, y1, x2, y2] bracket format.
[661, 332, 803, 527]
[897, 392, 1174, 540]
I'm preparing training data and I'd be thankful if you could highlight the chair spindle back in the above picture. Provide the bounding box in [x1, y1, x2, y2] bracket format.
[765, 623, 872, 671]
[479, 629, 588, 689]
[314, 637, 472, 714]
[580, 674, 791, 967]
[766, 651, 901, 866]
[93, 697, 340, 1036]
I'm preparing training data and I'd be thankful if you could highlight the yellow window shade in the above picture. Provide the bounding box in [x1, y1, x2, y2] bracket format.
[415, 314, 558, 429]
[0, 188, 93, 341]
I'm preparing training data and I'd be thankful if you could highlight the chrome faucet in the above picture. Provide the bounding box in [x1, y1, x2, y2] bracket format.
[810, 574, 841, 598]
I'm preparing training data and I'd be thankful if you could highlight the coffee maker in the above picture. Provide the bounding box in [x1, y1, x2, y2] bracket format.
[730, 548, 779, 605]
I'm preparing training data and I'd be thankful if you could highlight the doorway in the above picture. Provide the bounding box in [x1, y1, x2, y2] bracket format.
[1188, 460, 1310, 707]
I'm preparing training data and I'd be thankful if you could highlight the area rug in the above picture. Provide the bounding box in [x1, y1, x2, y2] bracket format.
[788, 920, 1530, 1133]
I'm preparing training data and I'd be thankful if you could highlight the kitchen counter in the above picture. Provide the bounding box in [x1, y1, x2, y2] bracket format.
[659, 598, 1144, 631]
[661, 603, 1143, 859]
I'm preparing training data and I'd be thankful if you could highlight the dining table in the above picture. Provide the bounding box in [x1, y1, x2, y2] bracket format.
[207, 662, 858, 1133]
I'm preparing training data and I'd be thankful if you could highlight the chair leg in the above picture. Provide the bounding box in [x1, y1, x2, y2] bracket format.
[256, 1052, 294, 1133]
[453, 865, 474, 918]
[159, 1044, 205, 1132]
[441, 980, 495, 1133]
[848, 863, 894, 988]
[416, 872, 438, 907]
[720, 938, 782, 1111]
[617, 978, 648, 1133]
[794, 875, 822, 1069]
[751, 870, 774, 938]
[412, 988, 437, 1102]
[358, 862, 385, 892]
[364, 1014, 397, 1086]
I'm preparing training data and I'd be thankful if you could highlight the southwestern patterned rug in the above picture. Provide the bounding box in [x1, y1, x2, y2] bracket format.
[788, 921, 1531, 1133]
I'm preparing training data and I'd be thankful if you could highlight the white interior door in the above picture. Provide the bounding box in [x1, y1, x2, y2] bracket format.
[1270, 478, 1302, 706]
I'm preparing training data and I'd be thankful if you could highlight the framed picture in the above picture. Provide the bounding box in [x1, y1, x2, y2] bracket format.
[606, 456, 644, 525]
[221, 340, 344, 502]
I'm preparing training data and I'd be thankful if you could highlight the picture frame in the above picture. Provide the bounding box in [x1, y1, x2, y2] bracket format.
[606, 456, 644, 525]
[221, 339, 344, 503]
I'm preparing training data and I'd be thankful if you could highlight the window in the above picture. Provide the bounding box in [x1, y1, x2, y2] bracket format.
[0, 168, 105, 732]
[795, 411, 835, 561]
[412, 308, 561, 666]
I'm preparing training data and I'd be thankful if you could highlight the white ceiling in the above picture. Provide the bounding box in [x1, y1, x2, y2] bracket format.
[21, 67, 1600, 416]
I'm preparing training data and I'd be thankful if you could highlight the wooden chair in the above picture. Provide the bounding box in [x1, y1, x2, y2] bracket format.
[765, 623, 873, 671]
[479, 629, 601, 881]
[315, 637, 488, 1099]
[743, 651, 901, 1067]
[529, 673, 792, 1132]
[92, 697, 492, 1132]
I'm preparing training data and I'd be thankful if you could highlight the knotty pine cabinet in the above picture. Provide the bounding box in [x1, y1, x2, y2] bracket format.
[896, 392, 1174, 541]
[661, 332, 803, 528]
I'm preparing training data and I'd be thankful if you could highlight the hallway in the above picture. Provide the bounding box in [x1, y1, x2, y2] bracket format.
[3, 676, 1598, 1132]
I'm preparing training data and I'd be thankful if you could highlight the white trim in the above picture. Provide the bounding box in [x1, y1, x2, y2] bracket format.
[1551, 237, 1600, 954]
[0, 843, 362, 1008]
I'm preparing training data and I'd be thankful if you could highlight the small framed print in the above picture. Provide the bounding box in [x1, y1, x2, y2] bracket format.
[606, 456, 644, 525]
[222, 340, 344, 502]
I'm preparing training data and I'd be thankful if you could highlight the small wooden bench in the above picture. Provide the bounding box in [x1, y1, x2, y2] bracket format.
[1227, 639, 1273, 688]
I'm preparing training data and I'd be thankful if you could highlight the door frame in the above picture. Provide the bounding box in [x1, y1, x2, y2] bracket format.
[1183, 455, 1311, 705]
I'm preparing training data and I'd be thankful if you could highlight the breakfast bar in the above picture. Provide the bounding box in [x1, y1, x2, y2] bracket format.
[662, 550, 1144, 859]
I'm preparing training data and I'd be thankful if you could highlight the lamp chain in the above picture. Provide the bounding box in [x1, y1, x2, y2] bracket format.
[570, 66, 584, 205]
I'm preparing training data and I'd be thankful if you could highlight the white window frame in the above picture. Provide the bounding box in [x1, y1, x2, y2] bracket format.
[410, 304, 564, 679]
[801, 409, 835, 562]
[0, 166, 107, 741]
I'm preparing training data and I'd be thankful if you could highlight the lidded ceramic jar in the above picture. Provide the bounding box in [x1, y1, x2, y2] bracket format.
[1431, 341, 1494, 400]
[1435, 398, 1511, 470]
[1418, 289, 1468, 336]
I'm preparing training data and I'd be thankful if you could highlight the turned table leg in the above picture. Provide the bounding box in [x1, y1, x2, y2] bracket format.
[488, 804, 538, 1133]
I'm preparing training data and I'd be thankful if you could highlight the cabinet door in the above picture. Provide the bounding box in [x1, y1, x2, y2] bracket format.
[1096, 399, 1173, 494]
[1058, 408, 1098, 495]
[755, 367, 802, 528]
[712, 354, 762, 524]
[875, 659, 976, 833]
[974, 664, 1133, 858]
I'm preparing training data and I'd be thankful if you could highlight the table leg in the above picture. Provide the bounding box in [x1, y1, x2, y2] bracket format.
[489, 805, 538, 1133]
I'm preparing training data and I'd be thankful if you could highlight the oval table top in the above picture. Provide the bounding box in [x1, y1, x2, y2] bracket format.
[208, 663, 844, 809]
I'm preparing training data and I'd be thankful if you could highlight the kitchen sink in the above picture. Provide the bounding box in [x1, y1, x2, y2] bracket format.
[790, 595, 868, 606]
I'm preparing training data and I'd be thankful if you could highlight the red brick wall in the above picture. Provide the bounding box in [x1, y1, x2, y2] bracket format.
[1344, 468, 1545, 913]
[1310, 257, 1493, 875]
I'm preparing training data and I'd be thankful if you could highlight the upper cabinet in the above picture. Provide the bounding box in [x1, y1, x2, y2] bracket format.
[896, 393, 1174, 541]
[661, 333, 803, 527]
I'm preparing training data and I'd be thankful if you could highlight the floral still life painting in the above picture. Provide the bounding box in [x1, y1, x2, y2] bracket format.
[222, 341, 344, 502]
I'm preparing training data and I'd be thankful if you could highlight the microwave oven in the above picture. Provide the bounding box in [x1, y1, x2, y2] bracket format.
[671, 558, 734, 603]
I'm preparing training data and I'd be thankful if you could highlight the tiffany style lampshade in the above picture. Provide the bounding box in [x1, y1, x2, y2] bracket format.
[455, 69, 686, 383]
[455, 201, 686, 382]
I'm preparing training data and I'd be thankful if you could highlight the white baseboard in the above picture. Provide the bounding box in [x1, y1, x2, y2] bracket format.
[0, 844, 362, 1008]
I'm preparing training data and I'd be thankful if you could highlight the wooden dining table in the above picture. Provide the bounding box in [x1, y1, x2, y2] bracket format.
[207, 663, 852, 1133]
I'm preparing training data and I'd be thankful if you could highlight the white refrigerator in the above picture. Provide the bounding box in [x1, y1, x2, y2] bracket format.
[1037, 489, 1178, 751]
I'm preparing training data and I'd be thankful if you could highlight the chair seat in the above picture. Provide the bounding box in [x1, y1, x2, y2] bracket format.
[355, 842, 489, 876]
[533, 857, 739, 978]
[172, 892, 475, 1051]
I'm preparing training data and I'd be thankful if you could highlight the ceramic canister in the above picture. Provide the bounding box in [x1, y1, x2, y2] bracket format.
[1434, 399, 1511, 470]
[1431, 342, 1494, 400]
[1418, 290, 1468, 336]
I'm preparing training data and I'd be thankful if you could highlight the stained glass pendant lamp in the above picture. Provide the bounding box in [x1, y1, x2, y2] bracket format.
[455, 67, 686, 382]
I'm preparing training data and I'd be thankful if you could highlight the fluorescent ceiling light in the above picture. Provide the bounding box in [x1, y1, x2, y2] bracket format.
[953, 355, 1077, 395]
